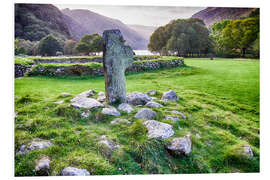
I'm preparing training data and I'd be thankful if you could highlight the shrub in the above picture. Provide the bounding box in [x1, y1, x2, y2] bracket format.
[38, 34, 63, 56]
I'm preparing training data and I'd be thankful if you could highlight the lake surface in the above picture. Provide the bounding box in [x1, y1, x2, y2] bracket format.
[133, 50, 157, 55]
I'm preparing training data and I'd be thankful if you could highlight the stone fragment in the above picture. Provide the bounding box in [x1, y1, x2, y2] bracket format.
[71, 98, 104, 109]
[147, 90, 157, 96]
[60, 167, 90, 176]
[167, 134, 192, 156]
[164, 116, 180, 122]
[145, 101, 163, 108]
[98, 135, 119, 158]
[134, 108, 157, 120]
[18, 138, 52, 155]
[196, 133, 201, 139]
[118, 103, 134, 113]
[35, 156, 50, 176]
[235, 144, 254, 158]
[81, 110, 91, 118]
[170, 110, 186, 119]
[143, 120, 174, 139]
[55, 100, 64, 104]
[126, 92, 152, 105]
[102, 106, 121, 116]
[60, 92, 71, 97]
[103, 29, 134, 104]
[70, 90, 95, 102]
[162, 90, 179, 101]
[110, 118, 131, 125]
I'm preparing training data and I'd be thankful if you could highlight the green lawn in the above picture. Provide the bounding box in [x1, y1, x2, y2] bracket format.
[14, 58, 260, 175]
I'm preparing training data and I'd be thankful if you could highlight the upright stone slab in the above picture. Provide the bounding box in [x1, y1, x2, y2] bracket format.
[103, 29, 134, 104]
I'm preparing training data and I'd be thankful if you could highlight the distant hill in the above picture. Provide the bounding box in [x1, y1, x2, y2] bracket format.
[62, 8, 148, 49]
[15, 4, 71, 41]
[127, 24, 157, 41]
[191, 7, 258, 27]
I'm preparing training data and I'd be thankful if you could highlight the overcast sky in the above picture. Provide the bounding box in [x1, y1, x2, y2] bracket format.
[54, 4, 205, 27]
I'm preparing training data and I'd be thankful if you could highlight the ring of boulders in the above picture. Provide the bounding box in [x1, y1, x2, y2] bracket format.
[16, 89, 254, 176]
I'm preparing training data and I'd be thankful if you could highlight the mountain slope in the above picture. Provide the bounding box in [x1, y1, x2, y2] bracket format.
[15, 4, 71, 41]
[127, 24, 157, 41]
[62, 8, 148, 49]
[191, 7, 258, 27]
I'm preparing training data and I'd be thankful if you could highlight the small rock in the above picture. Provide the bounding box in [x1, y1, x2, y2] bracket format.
[55, 100, 64, 104]
[118, 103, 134, 113]
[60, 167, 90, 176]
[81, 110, 91, 118]
[97, 95, 106, 102]
[164, 116, 180, 121]
[151, 97, 158, 100]
[98, 135, 119, 158]
[71, 98, 104, 109]
[134, 108, 157, 120]
[171, 110, 186, 119]
[145, 101, 163, 108]
[70, 90, 95, 102]
[162, 90, 179, 101]
[18, 138, 53, 155]
[147, 90, 157, 96]
[35, 156, 50, 175]
[143, 120, 174, 139]
[126, 92, 152, 105]
[60, 92, 71, 97]
[14, 112, 18, 118]
[102, 107, 121, 116]
[167, 134, 192, 156]
[195, 133, 201, 139]
[110, 118, 131, 125]
[236, 144, 254, 158]
[98, 92, 105, 96]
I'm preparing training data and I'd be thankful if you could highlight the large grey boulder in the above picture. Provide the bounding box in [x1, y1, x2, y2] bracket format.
[102, 106, 121, 116]
[167, 134, 192, 156]
[162, 90, 179, 101]
[35, 156, 50, 176]
[118, 103, 134, 113]
[145, 101, 163, 108]
[71, 98, 104, 109]
[103, 29, 134, 104]
[143, 120, 174, 139]
[126, 92, 152, 105]
[60, 167, 90, 176]
[134, 108, 157, 120]
[98, 135, 119, 158]
[18, 138, 53, 155]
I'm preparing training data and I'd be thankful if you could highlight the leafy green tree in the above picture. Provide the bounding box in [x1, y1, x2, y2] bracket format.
[38, 34, 63, 56]
[75, 34, 103, 55]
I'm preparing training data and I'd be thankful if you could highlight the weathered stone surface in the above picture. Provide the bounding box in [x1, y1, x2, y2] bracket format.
[60, 167, 90, 176]
[118, 103, 134, 113]
[196, 133, 201, 139]
[98, 92, 105, 96]
[102, 106, 121, 116]
[98, 135, 119, 158]
[126, 92, 152, 105]
[164, 116, 180, 122]
[81, 110, 91, 118]
[143, 120, 174, 139]
[35, 156, 50, 175]
[162, 90, 179, 101]
[134, 108, 157, 120]
[71, 98, 104, 109]
[170, 110, 187, 119]
[71, 90, 95, 102]
[147, 90, 157, 96]
[167, 134, 192, 156]
[110, 118, 131, 125]
[103, 29, 134, 104]
[145, 101, 163, 108]
[236, 144, 254, 158]
[18, 138, 52, 155]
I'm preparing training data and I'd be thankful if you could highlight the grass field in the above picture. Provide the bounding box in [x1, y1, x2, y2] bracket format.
[14, 58, 260, 175]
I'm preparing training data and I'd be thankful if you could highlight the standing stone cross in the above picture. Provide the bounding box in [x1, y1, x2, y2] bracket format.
[102, 29, 134, 104]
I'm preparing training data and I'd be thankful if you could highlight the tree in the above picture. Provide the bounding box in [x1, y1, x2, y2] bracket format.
[75, 34, 103, 55]
[64, 40, 77, 55]
[38, 34, 63, 56]
[148, 18, 212, 56]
